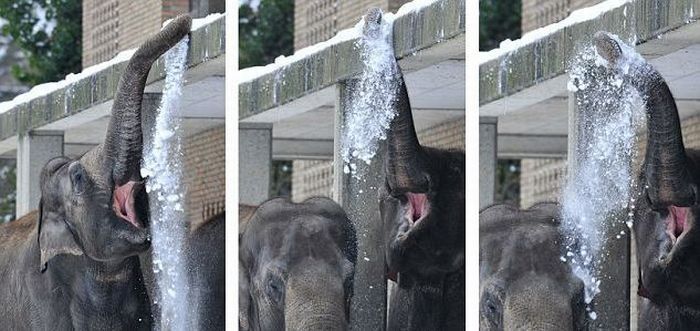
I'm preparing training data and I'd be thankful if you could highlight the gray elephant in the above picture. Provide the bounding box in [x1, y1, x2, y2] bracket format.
[239, 197, 357, 330]
[0, 15, 191, 330]
[595, 31, 700, 329]
[370, 10, 465, 330]
[480, 203, 588, 330]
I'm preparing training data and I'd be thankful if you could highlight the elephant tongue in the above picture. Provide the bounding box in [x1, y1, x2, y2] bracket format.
[406, 192, 429, 225]
[113, 181, 142, 228]
[665, 205, 688, 244]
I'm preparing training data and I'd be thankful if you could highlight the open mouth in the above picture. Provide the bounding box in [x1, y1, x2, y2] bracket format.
[404, 192, 429, 227]
[113, 180, 145, 228]
[665, 205, 691, 246]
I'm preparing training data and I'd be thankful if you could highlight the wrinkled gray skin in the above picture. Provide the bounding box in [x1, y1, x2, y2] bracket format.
[239, 197, 357, 331]
[0, 16, 191, 330]
[479, 203, 588, 331]
[595, 32, 700, 330]
[366, 7, 465, 330]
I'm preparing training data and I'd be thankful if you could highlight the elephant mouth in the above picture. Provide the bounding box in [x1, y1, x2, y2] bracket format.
[665, 205, 691, 248]
[404, 192, 430, 227]
[113, 180, 145, 228]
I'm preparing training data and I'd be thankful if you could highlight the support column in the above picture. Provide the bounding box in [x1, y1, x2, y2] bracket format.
[239, 122, 272, 206]
[16, 131, 64, 217]
[333, 81, 387, 331]
[479, 117, 497, 209]
[568, 92, 630, 330]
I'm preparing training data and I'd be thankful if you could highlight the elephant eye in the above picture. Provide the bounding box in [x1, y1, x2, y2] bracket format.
[266, 275, 284, 305]
[69, 164, 86, 195]
[480, 292, 503, 327]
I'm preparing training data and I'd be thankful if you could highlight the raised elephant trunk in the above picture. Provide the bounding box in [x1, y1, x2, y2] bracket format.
[105, 14, 192, 185]
[594, 32, 695, 207]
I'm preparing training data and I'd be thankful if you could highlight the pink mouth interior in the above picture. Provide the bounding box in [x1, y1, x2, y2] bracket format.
[113, 181, 141, 228]
[665, 206, 689, 244]
[405, 192, 429, 226]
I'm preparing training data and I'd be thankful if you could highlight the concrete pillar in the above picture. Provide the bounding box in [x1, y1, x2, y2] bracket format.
[239, 122, 272, 206]
[16, 131, 64, 217]
[479, 117, 497, 209]
[333, 81, 387, 331]
[568, 92, 630, 330]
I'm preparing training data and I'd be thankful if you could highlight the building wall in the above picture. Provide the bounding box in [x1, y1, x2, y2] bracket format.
[521, 0, 602, 33]
[294, 0, 411, 50]
[82, 0, 207, 67]
[291, 117, 465, 202]
[183, 125, 226, 228]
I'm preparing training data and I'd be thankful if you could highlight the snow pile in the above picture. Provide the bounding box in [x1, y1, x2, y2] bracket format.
[141, 36, 193, 331]
[340, 12, 399, 176]
[561, 33, 644, 320]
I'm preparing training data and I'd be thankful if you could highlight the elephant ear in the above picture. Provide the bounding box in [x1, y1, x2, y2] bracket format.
[239, 259, 253, 331]
[37, 199, 83, 272]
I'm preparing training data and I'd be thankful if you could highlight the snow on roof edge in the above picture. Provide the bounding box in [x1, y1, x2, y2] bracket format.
[0, 13, 225, 115]
[238, 0, 442, 84]
[478, 0, 631, 65]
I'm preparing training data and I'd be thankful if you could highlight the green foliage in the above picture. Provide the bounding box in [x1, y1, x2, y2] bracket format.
[0, 0, 82, 86]
[480, 0, 521, 51]
[495, 159, 520, 206]
[239, 0, 294, 69]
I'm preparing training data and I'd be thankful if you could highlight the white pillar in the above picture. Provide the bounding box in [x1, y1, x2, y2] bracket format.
[16, 131, 64, 217]
[479, 117, 497, 209]
[239, 122, 272, 205]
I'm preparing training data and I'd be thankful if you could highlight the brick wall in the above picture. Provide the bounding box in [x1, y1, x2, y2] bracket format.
[294, 0, 411, 50]
[521, 0, 602, 33]
[183, 125, 225, 228]
[83, 0, 195, 68]
[291, 117, 465, 202]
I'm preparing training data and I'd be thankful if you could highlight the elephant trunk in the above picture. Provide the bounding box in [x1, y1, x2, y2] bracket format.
[384, 66, 429, 194]
[284, 271, 347, 331]
[105, 14, 191, 185]
[594, 31, 695, 207]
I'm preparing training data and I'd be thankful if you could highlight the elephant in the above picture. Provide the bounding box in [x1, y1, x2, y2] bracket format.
[239, 197, 357, 330]
[0, 15, 191, 330]
[595, 31, 700, 329]
[369, 9, 465, 330]
[479, 203, 588, 330]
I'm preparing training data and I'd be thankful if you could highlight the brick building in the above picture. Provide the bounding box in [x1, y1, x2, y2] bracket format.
[521, 0, 602, 33]
[82, 0, 224, 67]
[293, 0, 411, 50]
[82, 0, 226, 226]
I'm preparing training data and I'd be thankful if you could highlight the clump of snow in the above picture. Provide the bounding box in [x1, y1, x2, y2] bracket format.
[141, 36, 193, 330]
[480, 0, 632, 64]
[394, 0, 440, 17]
[31, 3, 56, 37]
[562, 33, 644, 320]
[341, 11, 399, 177]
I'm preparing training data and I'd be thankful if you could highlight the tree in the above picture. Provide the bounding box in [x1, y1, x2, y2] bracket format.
[480, 0, 521, 51]
[239, 0, 294, 69]
[0, 160, 15, 223]
[0, 0, 82, 86]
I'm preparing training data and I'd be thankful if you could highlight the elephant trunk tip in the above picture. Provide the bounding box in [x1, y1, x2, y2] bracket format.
[363, 8, 383, 38]
[594, 31, 622, 66]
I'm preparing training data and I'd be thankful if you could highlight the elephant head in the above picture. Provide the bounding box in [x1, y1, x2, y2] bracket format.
[480, 203, 588, 330]
[380, 42, 465, 282]
[37, 15, 192, 271]
[595, 31, 700, 326]
[239, 197, 357, 331]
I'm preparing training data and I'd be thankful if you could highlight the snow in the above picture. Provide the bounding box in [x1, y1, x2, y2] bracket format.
[238, 0, 441, 84]
[479, 0, 631, 64]
[0, 13, 224, 115]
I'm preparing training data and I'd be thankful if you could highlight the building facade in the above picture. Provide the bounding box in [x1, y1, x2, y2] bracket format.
[521, 0, 602, 33]
[293, 0, 411, 50]
[82, 0, 224, 67]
